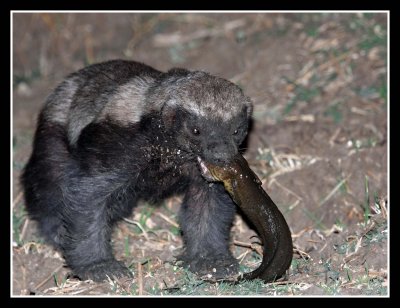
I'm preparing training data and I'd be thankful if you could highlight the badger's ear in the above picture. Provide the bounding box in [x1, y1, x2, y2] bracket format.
[160, 100, 178, 129]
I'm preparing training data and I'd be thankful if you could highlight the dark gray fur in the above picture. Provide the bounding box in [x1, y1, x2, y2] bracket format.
[21, 60, 253, 281]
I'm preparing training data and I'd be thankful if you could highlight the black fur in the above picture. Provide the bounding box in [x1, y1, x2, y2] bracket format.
[21, 60, 252, 281]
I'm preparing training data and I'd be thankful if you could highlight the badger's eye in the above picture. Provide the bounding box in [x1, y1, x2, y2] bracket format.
[192, 128, 200, 135]
[233, 129, 239, 135]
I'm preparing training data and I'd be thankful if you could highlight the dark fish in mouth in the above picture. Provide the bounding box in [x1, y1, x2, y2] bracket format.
[198, 154, 293, 282]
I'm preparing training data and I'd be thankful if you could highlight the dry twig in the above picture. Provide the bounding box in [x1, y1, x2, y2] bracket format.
[33, 264, 64, 291]
[155, 212, 179, 228]
[13, 191, 23, 208]
[20, 218, 29, 242]
[234, 240, 263, 256]
[138, 262, 143, 296]
[123, 218, 149, 240]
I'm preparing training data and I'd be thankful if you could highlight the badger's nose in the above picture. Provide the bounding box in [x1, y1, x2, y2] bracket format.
[213, 150, 233, 163]
[205, 141, 237, 164]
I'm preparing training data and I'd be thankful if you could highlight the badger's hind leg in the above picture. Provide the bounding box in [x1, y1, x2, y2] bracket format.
[22, 121, 136, 282]
[178, 181, 239, 279]
[21, 121, 70, 248]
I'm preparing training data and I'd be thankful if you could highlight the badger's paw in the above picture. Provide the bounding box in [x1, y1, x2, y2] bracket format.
[73, 260, 133, 282]
[178, 253, 239, 280]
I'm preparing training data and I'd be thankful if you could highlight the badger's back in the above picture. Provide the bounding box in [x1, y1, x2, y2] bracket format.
[41, 60, 162, 145]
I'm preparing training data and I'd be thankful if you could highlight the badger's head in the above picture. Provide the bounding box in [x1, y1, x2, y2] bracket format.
[149, 69, 253, 165]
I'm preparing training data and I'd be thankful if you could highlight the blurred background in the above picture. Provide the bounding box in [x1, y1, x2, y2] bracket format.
[12, 12, 388, 296]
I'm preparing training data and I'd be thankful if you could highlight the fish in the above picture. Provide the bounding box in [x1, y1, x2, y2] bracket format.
[198, 154, 293, 282]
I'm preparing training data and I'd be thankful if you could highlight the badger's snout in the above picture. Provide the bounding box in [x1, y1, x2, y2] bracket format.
[203, 139, 237, 165]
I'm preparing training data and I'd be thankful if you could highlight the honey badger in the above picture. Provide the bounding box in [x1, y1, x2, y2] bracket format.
[21, 60, 253, 282]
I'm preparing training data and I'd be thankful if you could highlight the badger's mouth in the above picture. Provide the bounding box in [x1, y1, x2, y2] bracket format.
[197, 156, 215, 182]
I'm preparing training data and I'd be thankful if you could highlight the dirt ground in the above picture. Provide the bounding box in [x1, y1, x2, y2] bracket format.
[12, 12, 388, 296]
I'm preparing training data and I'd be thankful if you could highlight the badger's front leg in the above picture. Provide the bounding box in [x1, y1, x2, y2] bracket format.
[178, 180, 239, 278]
[60, 175, 136, 282]
[62, 206, 132, 282]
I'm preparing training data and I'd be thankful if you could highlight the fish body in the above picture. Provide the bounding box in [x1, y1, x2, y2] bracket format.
[199, 154, 293, 282]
